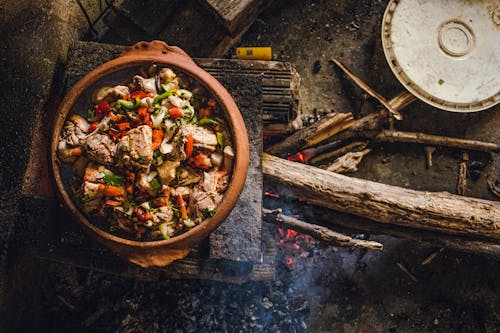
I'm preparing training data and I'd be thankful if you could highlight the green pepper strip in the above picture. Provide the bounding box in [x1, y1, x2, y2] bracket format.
[198, 118, 221, 126]
[153, 90, 174, 104]
[216, 132, 224, 150]
[116, 99, 136, 109]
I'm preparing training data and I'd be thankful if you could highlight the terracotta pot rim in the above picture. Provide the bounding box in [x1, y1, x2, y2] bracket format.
[50, 49, 249, 249]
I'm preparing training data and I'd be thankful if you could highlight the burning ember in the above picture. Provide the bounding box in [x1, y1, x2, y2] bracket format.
[264, 191, 281, 198]
[277, 226, 315, 266]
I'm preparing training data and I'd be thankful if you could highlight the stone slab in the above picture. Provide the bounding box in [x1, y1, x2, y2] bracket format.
[209, 74, 263, 262]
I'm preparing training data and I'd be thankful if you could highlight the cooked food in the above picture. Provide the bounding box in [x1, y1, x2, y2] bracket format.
[58, 67, 234, 241]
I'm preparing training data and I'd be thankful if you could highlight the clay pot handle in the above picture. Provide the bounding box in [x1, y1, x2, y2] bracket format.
[120, 40, 197, 65]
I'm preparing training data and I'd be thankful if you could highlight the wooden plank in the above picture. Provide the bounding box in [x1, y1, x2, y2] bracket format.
[200, 0, 270, 35]
[111, 0, 182, 35]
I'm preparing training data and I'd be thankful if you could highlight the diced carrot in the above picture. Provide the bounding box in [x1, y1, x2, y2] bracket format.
[152, 129, 165, 150]
[69, 147, 82, 157]
[138, 106, 148, 118]
[126, 184, 134, 195]
[168, 107, 184, 119]
[207, 99, 216, 107]
[104, 185, 125, 197]
[198, 107, 212, 119]
[185, 134, 194, 157]
[177, 194, 188, 219]
[193, 153, 212, 169]
[109, 113, 123, 122]
[117, 122, 130, 131]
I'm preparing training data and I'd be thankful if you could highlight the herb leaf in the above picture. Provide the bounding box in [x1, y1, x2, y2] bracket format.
[201, 208, 217, 218]
[151, 177, 161, 191]
[103, 173, 124, 186]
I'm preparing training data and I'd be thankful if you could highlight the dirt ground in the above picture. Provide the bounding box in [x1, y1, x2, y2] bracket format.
[1, 0, 499, 332]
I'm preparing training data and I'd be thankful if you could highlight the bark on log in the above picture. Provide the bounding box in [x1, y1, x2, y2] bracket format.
[263, 153, 500, 241]
[375, 130, 500, 153]
[301, 206, 500, 260]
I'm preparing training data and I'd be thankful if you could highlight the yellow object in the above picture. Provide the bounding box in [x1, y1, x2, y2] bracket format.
[236, 47, 272, 60]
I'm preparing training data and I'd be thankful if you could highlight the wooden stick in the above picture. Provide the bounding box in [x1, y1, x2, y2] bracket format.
[263, 208, 383, 250]
[266, 112, 354, 156]
[266, 91, 415, 156]
[310, 141, 369, 164]
[263, 153, 500, 240]
[303, 205, 500, 260]
[326, 149, 371, 173]
[331, 58, 403, 120]
[374, 130, 500, 153]
[488, 179, 500, 198]
[457, 153, 468, 195]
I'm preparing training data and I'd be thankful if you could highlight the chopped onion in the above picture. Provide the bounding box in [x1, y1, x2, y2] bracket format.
[146, 171, 158, 182]
[159, 142, 173, 154]
[151, 107, 167, 128]
[184, 219, 196, 228]
[140, 201, 151, 210]
[210, 151, 223, 167]
[176, 89, 192, 99]
[167, 95, 185, 107]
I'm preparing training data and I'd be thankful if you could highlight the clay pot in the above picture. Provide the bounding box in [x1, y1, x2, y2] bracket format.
[50, 41, 249, 267]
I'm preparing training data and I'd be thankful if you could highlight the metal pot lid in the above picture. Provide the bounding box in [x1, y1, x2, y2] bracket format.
[381, 0, 500, 112]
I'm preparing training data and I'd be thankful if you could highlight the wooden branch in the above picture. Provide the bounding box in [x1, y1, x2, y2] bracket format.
[303, 206, 500, 260]
[331, 58, 403, 120]
[374, 130, 500, 153]
[326, 149, 371, 173]
[263, 153, 500, 240]
[266, 91, 415, 156]
[488, 179, 500, 198]
[262, 208, 383, 250]
[310, 141, 369, 164]
[457, 153, 468, 195]
[266, 112, 354, 156]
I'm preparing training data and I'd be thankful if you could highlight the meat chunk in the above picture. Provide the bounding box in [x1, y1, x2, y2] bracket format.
[60, 114, 90, 147]
[57, 142, 83, 163]
[130, 75, 157, 94]
[137, 171, 158, 195]
[188, 189, 217, 221]
[93, 85, 130, 103]
[156, 160, 180, 185]
[176, 166, 201, 186]
[202, 171, 229, 193]
[83, 163, 113, 182]
[81, 181, 104, 213]
[117, 125, 153, 169]
[166, 134, 187, 161]
[155, 206, 174, 223]
[157, 68, 177, 84]
[181, 124, 218, 152]
[85, 133, 116, 166]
